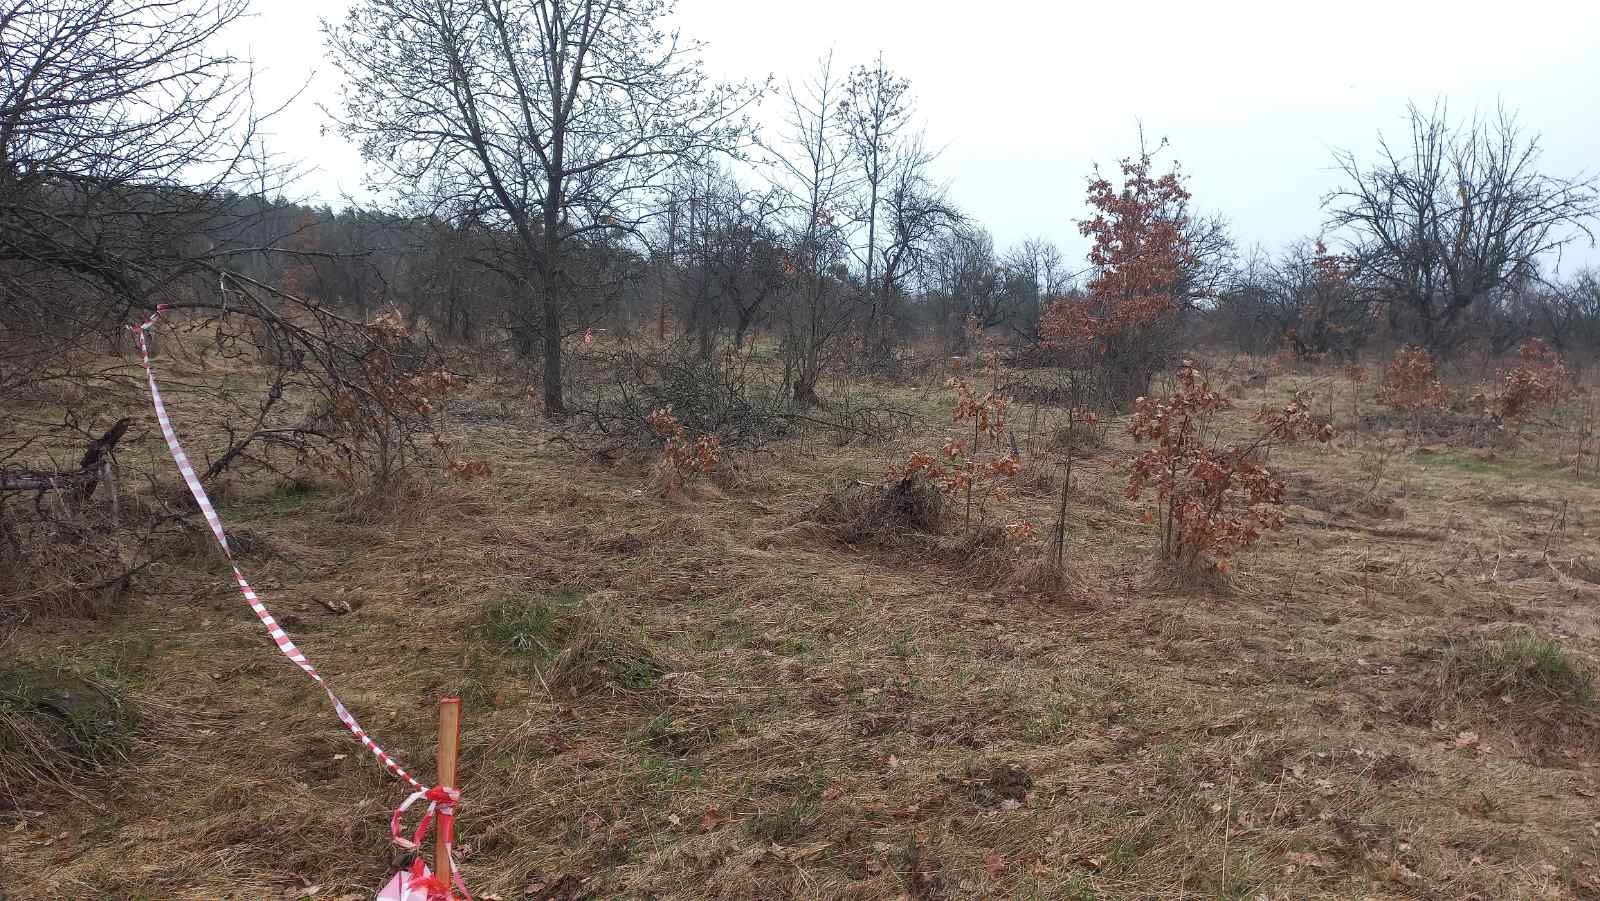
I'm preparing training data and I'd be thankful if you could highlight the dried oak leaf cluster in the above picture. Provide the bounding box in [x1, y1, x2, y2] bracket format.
[890, 353, 1029, 537]
[1375, 345, 1450, 416]
[1126, 362, 1333, 570]
[646, 406, 721, 478]
[1471, 337, 1574, 424]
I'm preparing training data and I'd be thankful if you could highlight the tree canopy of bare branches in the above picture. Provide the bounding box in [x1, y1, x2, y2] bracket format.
[841, 55, 911, 365]
[765, 52, 859, 405]
[0, 0, 257, 401]
[1326, 102, 1600, 351]
[326, 0, 760, 415]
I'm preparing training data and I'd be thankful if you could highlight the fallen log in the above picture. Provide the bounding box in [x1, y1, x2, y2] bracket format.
[0, 418, 130, 498]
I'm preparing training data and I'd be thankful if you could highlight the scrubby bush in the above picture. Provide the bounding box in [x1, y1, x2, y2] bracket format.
[811, 475, 947, 546]
[1125, 362, 1333, 572]
[1375, 345, 1450, 431]
[890, 327, 1027, 533]
[1471, 337, 1573, 428]
[583, 339, 790, 452]
[646, 406, 722, 489]
[323, 309, 466, 488]
[1039, 142, 1196, 408]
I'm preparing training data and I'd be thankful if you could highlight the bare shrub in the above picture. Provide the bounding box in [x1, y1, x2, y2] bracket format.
[582, 340, 790, 452]
[810, 475, 946, 547]
[1328, 102, 1600, 350]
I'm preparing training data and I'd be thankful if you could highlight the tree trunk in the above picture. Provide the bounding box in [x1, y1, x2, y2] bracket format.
[541, 288, 563, 416]
[792, 363, 820, 406]
[734, 310, 754, 351]
[698, 323, 715, 360]
[541, 160, 566, 416]
[1101, 335, 1158, 410]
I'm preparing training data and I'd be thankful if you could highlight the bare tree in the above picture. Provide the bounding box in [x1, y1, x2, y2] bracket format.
[1544, 270, 1600, 356]
[660, 168, 785, 358]
[874, 137, 959, 358]
[931, 223, 1012, 349]
[1178, 213, 1235, 310]
[1326, 101, 1600, 351]
[1209, 244, 1280, 353]
[841, 54, 912, 365]
[1003, 237, 1073, 343]
[326, 0, 758, 414]
[766, 52, 858, 405]
[705, 182, 788, 352]
[0, 0, 257, 402]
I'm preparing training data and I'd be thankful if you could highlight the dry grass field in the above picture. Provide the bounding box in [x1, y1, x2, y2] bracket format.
[3, 345, 1599, 900]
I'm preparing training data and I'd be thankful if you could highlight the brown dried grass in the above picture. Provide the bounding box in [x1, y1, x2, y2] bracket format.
[4, 357, 1600, 899]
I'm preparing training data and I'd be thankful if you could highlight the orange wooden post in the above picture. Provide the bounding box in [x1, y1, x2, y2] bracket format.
[435, 697, 462, 894]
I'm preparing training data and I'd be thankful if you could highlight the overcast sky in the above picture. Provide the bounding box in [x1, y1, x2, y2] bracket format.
[245, 0, 1600, 272]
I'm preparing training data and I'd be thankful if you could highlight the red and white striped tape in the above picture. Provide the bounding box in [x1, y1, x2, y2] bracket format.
[132, 307, 470, 901]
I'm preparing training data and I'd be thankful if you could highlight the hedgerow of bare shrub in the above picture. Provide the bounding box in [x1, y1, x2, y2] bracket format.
[581, 339, 791, 452]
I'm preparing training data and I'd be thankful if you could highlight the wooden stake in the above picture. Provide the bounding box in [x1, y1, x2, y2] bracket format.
[434, 697, 461, 894]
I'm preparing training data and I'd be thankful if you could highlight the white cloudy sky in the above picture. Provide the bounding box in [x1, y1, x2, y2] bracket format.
[242, 0, 1600, 271]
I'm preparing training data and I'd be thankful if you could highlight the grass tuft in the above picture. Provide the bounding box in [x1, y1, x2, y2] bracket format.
[472, 589, 580, 656]
[745, 774, 824, 845]
[0, 659, 139, 804]
[809, 475, 945, 546]
[1050, 420, 1105, 453]
[472, 588, 664, 695]
[1443, 636, 1595, 707]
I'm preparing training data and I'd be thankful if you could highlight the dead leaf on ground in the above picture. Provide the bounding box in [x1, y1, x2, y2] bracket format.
[700, 806, 727, 832]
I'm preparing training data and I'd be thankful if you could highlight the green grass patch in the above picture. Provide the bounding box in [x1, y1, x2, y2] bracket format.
[472, 589, 663, 694]
[1425, 452, 1600, 487]
[0, 658, 140, 802]
[745, 772, 825, 845]
[471, 589, 584, 658]
[1023, 699, 1073, 742]
[1444, 636, 1594, 706]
